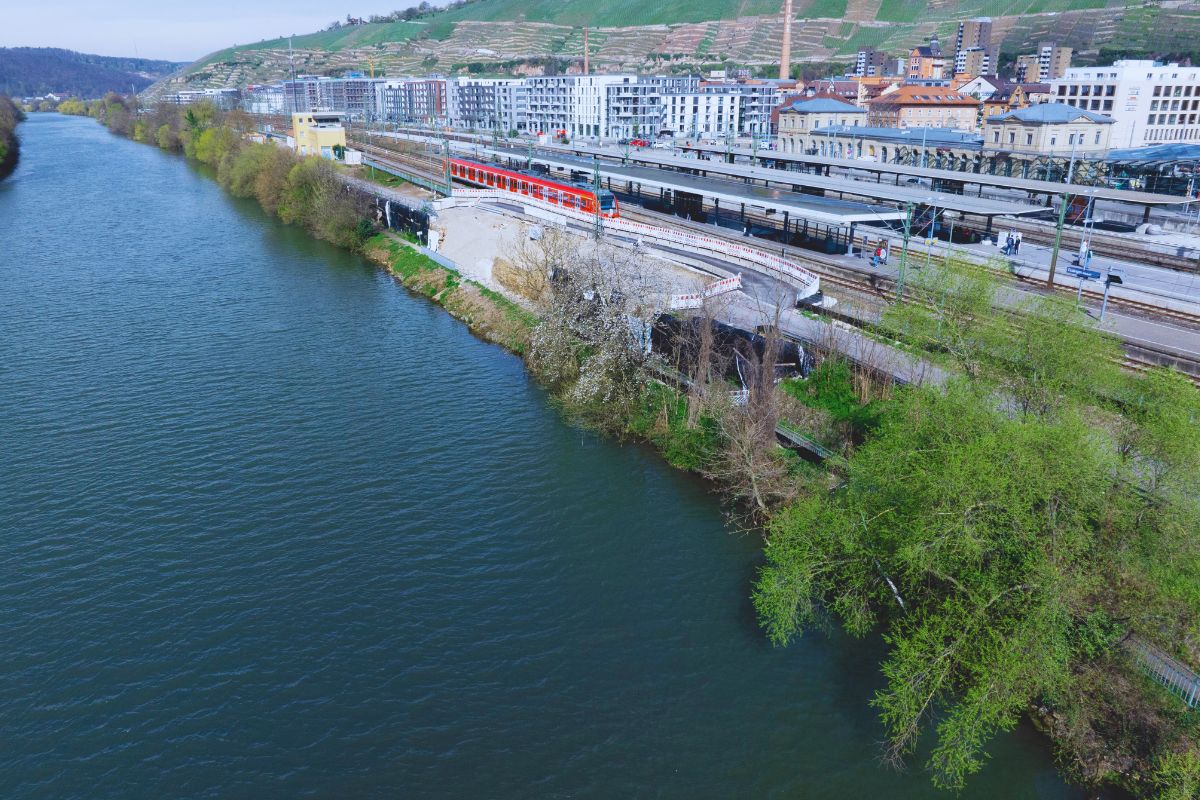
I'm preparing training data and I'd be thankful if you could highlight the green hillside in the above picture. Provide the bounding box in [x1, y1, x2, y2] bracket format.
[432, 0, 791, 27]
[155, 0, 1186, 99]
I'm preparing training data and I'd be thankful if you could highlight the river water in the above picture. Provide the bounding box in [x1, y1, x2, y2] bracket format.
[0, 114, 1081, 799]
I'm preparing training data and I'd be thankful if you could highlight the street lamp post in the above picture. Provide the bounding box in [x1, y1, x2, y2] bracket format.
[592, 156, 603, 239]
[943, 210, 961, 264]
[923, 204, 938, 271]
[897, 201, 915, 301]
[1047, 188, 1071, 289]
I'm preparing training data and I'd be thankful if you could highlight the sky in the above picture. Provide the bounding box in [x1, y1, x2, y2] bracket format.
[0, 1, 447, 62]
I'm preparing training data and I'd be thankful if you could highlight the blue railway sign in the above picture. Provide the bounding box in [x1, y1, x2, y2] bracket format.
[1066, 266, 1101, 280]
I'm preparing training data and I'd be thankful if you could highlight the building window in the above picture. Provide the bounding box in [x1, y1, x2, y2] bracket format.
[993, 130, 1000, 142]
[1050, 136, 1057, 146]
[1008, 131, 1015, 144]
[1095, 131, 1102, 145]
[1154, 86, 1163, 97]
[1026, 133, 1033, 145]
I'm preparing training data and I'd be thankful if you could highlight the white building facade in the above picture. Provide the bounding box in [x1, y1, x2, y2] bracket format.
[664, 92, 741, 138]
[1052, 60, 1200, 149]
[526, 75, 632, 138]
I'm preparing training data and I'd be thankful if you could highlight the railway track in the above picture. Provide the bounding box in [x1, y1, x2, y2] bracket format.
[380, 127, 1200, 274]
[341, 139, 1200, 379]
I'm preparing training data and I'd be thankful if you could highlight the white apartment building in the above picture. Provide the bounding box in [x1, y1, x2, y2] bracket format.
[701, 82, 780, 135]
[664, 92, 740, 138]
[526, 75, 632, 138]
[1053, 60, 1200, 149]
[524, 75, 698, 140]
[606, 76, 697, 139]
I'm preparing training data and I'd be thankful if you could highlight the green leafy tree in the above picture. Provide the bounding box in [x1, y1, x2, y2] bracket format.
[758, 259, 1200, 793]
[155, 123, 175, 150]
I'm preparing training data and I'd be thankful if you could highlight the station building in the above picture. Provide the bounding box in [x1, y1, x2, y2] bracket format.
[983, 103, 1115, 158]
[777, 97, 867, 154]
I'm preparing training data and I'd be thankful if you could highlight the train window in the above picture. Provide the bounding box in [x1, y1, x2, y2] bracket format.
[520, 181, 528, 194]
[468, 168, 475, 181]
[600, 193, 615, 211]
[547, 189, 558, 203]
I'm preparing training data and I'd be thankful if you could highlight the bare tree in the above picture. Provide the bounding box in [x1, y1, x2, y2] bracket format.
[701, 286, 801, 517]
[520, 233, 678, 429]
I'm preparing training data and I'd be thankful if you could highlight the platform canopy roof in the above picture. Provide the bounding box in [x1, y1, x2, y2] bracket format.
[467, 144, 907, 227]
[673, 141, 1192, 207]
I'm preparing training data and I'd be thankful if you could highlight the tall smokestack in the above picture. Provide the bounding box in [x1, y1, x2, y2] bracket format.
[779, 0, 793, 80]
[583, 27, 590, 75]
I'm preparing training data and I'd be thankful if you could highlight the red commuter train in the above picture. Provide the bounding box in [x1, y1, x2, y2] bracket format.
[447, 157, 620, 218]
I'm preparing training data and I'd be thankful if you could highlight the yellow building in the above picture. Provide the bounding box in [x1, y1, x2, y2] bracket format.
[983, 102, 1114, 157]
[291, 111, 346, 159]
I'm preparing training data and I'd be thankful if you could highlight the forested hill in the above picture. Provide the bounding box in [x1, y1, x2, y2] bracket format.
[153, 0, 1200, 98]
[0, 48, 185, 98]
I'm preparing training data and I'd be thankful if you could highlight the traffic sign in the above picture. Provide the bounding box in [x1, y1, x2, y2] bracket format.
[1066, 266, 1101, 280]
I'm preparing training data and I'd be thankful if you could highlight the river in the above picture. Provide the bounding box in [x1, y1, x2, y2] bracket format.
[0, 114, 1081, 799]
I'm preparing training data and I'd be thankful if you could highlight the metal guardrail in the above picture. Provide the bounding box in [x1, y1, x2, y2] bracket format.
[1127, 639, 1200, 708]
[449, 188, 821, 298]
[363, 156, 450, 197]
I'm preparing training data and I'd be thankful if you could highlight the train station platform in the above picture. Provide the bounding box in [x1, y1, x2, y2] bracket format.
[467, 143, 907, 229]
[673, 143, 1192, 218]
[548, 143, 1045, 227]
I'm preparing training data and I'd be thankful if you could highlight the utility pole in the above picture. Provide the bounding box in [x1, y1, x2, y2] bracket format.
[1047, 188, 1069, 288]
[593, 156, 603, 239]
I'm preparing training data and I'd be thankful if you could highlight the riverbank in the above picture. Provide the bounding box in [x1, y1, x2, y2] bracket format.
[79, 97, 1200, 799]
[0, 95, 23, 180]
[361, 232, 535, 354]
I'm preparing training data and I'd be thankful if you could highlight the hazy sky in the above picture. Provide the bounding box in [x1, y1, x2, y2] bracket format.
[0, 1, 440, 62]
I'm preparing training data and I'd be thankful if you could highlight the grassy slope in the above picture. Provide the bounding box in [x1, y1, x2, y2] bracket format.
[183, 0, 1135, 77]
[191, 21, 429, 72]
